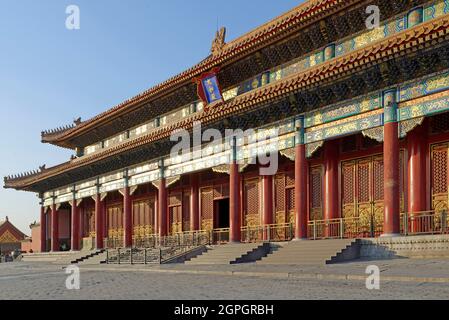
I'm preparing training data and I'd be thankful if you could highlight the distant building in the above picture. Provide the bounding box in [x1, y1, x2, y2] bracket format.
[0, 217, 26, 255]
[21, 222, 41, 253]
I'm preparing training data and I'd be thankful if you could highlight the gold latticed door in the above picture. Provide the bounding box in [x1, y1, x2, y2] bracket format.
[169, 193, 183, 235]
[200, 188, 214, 231]
[107, 204, 124, 248]
[243, 179, 261, 242]
[341, 155, 385, 238]
[432, 143, 449, 213]
[431, 144, 449, 231]
[243, 179, 260, 228]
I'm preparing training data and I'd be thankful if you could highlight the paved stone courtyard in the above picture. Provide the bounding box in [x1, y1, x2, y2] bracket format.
[1, 259, 449, 300]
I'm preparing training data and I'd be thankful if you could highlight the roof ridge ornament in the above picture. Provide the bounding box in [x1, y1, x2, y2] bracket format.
[211, 27, 226, 57]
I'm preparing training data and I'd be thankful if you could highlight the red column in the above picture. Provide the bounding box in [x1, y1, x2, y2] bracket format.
[323, 140, 339, 238]
[190, 174, 200, 231]
[40, 206, 47, 252]
[263, 174, 273, 240]
[95, 194, 104, 249]
[294, 116, 308, 240]
[324, 140, 339, 220]
[230, 162, 241, 243]
[158, 178, 168, 237]
[51, 203, 59, 252]
[71, 200, 80, 251]
[123, 186, 133, 247]
[407, 123, 427, 214]
[295, 144, 308, 239]
[79, 203, 84, 239]
[383, 90, 400, 236]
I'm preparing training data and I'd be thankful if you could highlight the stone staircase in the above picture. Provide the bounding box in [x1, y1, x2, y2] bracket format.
[70, 250, 106, 265]
[20, 250, 106, 265]
[20, 252, 79, 264]
[257, 239, 361, 265]
[75, 251, 108, 265]
[185, 243, 270, 265]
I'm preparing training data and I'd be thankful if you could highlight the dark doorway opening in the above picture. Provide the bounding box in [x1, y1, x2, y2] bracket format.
[215, 198, 230, 229]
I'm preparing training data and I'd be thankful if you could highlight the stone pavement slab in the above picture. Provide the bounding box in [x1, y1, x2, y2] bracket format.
[1, 260, 449, 300]
[80, 258, 449, 282]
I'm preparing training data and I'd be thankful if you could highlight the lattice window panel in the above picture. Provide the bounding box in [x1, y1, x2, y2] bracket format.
[286, 188, 296, 225]
[275, 175, 286, 213]
[373, 158, 384, 201]
[342, 163, 355, 205]
[285, 171, 295, 187]
[286, 188, 295, 212]
[357, 162, 370, 203]
[244, 180, 260, 217]
[169, 193, 182, 206]
[182, 192, 190, 232]
[201, 189, 214, 220]
[310, 167, 323, 221]
[432, 146, 448, 195]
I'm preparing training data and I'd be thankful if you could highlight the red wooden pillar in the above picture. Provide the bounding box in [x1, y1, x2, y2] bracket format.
[51, 203, 59, 252]
[40, 205, 47, 252]
[295, 116, 308, 239]
[262, 174, 273, 240]
[79, 202, 84, 239]
[230, 138, 241, 243]
[407, 123, 427, 215]
[95, 193, 104, 249]
[324, 140, 339, 220]
[324, 140, 339, 237]
[158, 178, 168, 237]
[71, 197, 80, 251]
[123, 186, 132, 248]
[190, 174, 200, 231]
[383, 89, 400, 236]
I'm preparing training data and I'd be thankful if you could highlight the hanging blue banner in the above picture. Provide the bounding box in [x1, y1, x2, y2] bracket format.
[202, 75, 222, 104]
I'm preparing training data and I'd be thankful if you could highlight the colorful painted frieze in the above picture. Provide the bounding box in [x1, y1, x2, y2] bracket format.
[305, 93, 381, 128]
[399, 71, 449, 101]
[399, 90, 449, 121]
[305, 111, 384, 144]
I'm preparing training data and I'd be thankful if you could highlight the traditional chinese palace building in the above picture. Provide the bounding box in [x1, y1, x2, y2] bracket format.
[0, 217, 26, 255]
[4, 0, 449, 253]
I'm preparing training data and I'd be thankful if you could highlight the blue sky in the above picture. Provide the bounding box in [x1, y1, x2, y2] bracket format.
[0, 0, 301, 234]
